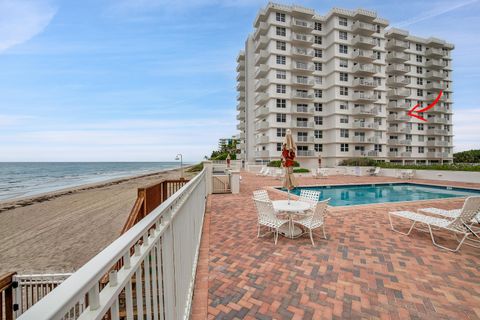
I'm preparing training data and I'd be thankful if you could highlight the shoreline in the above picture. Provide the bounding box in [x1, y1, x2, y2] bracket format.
[0, 166, 192, 213]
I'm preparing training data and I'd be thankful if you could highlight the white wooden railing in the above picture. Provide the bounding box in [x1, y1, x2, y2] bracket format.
[18, 169, 207, 320]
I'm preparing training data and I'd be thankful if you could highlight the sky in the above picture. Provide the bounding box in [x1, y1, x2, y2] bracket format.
[0, 0, 479, 162]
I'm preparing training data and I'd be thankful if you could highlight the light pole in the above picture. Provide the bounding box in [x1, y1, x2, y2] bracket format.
[175, 154, 183, 179]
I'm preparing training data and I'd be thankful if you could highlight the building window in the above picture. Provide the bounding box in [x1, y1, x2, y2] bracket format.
[276, 84, 286, 93]
[406, 134, 412, 141]
[374, 77, 381, 86]
[376, 25, 381, 33]
[418, 135, 424, 142]
[276, 26, 286, 36]
[314, 22, 322, 31]
[417, 89, 423, 96]
[314, 144, 323, 152]
[276, 113, 286, 122]
[416, 66, 423, 74]
[339, 59, 348, 68]
[339, 103, 348, 110]
[417, 123, 424, 130]
[374, 144, 382, 152]
[314, 49, 322, 58]
[416, 43, 422, 51]
[314, 76, 322, 85]
[340, 86, 349, 96]
[276, 41, 286, 51]
[374, 50, 381, 60]
[339, 72, 348, 82]
[276, 55, 286, 65]
[406, 146, 412, 152]
[276, 12, 286, 22]
[314, 130, 322, 138]
[277, 143, 282, 151]
[418, 146, 424, 153]
[277, 128, 286, 137]
[339, 31, 348, 40]
[297, 132, 308, 142]
[314, 62, 322, 71]
[339, 44, 348, 54]
[276, 70, 286, 79]
[276, 99, 286, 108]
[314, 103, 322, 112]
[340, 129, 349, 138]
[314, 116, 323, 125]
[340, 116, 349, 124]
[314, 36, 322, 45]
[340, 143, 349, 152]
[416, 55, 422, 63]
[314, 89, 322, 98]
[339, 17, 348, 26]
[417, 77, 423, 85]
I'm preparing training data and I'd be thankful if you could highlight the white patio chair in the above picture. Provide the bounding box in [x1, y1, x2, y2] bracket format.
[256, 166, 267, 176]
[312, 168, 328, 179]
[388, 196, 480, 252]
[253, 190, 270, 202]
[370, 167, 381, 176]
[299, 190, 321, 210]
[261, 167, 272, 176]
[253, 198, 289, 245]
[293, 198, 330, 246]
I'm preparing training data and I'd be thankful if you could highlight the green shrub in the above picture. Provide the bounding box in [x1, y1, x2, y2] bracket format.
[339, 158, 480, 172]
[186, 163, 203, 172]
[454, 149, 480, 163]
[339, 158, 378, 166]
[267, 160, 300, 167]
[293, 168, 310, 173]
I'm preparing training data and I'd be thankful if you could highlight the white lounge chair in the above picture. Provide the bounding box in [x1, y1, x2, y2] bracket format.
[256, 166, 267, 176]
[261, 167, 272, 176]
[253, 190, 270, 202]
[388, 196, 480, 252]
[370, 167, 381, 176]
[398, 169, 414, 179]
[299, 189, 321, 210]
[312, 168, 328, 179]
[293, 198, 330, 246]
[253, 198, 289, 245]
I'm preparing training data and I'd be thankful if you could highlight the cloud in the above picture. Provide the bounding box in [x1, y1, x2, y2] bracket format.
[0, 0, 57, 52]
[393, 0, 479, 27]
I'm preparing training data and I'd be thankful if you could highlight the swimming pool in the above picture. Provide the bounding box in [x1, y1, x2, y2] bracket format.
[278, 183, 480, 207]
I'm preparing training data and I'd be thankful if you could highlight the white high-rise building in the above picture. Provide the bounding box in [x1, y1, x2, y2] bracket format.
[236, 3, 454, 168]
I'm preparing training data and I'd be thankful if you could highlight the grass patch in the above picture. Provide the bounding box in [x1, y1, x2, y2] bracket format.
[186, 163, 203, 172]
[293, 168, 310, 173]
[339, 158, 480, 172]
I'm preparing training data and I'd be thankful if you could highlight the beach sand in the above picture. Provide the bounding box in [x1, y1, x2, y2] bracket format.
[0, 167, 197, 275]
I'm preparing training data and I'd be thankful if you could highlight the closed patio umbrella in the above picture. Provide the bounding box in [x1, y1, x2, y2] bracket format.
[282, 129, 297, 203]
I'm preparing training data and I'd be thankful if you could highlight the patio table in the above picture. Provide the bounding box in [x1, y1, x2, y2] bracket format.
[272, 200, 311, 238]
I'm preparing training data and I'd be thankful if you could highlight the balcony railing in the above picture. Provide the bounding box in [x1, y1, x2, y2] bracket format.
[352, 64, 379, 74]
[387, 100, 410, 109]
[351, 21, 376, 34]
[353, 122, 379, 129]
[426, 59, 446, 69]
[386, 88, 410, 98]
[297, 150, 315, 157]
[295, 121, 314, 128]
[386, 64, 410, 73]
[386, 52, 409, 62]
[352, 78, 376, 88]
[292, 18, 313, 29]
[385, 39, 409, 50]
[352, 107, 378, 116]
[426, 82, 445, 90]
[17, 170, 208, 320]
[291, 91, 314, 99]
[255, 121, 269, 131]
[291, 47, 314, 57]
[425, 70, 446, 80]
[292, 61, 315, 72]
[352, 36, 377, 48]
[352, 92, 377, 101]
[426, 47, 444, 58]
[386, 76, 410, 86]
[255, 150, 270, 158]
[291, 33, 313, 43]
[351, 50, 376, 61]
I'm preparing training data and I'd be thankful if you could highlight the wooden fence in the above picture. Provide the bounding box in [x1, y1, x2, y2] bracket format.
[0, 272, 15, 320]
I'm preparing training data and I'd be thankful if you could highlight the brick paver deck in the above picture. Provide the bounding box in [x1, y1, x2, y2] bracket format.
[192, 173, 480, 320]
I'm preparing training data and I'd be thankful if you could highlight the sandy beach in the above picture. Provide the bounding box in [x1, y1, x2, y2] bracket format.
[0, 167, 197, 275]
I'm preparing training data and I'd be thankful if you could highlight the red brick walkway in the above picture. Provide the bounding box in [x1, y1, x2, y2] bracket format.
[192, 173, 480, 320]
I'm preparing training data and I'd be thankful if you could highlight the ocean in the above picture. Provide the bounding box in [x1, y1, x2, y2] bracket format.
[0, 162, 183, 202]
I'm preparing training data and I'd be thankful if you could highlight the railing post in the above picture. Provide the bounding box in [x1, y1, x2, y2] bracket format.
[203, 161, 213, 195]
[161, 210, 176, 320]
[230, 170, 241, 194]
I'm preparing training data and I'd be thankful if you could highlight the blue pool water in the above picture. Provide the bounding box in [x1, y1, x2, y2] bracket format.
[279, 183, 480, 207]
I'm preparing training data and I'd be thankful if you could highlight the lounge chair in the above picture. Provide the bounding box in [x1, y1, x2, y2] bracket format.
[256, 166, 267, 176]
[253, 190, 270, 202]
[370, 167, 381, 176]
[398, 169, 414, 179]
[261, 168, 272, 176]
[312, 168, 328, 179]
[293, 198, 330, 246]
[388, 196, 480, 252]
[253, 198, 289, 245]
[299, 189, 321, 210]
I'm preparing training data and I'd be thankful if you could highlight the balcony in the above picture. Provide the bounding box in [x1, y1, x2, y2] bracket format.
[236, 102, 245, 111]
[429, 117, 448, 124]
[367, 150, 379, 157]
[296, 136, 315, 143]
[291, 47, 314, 58]
[239, 132, 245, 139]
[255, 50, 269, 65]
[352, 36, 377, 48]
[427, 140, 449, 147]
[255, 121, 269, 131]
[255, 150, 270, 158]
[387, 126, 401, 133]
[353, 122, 379, 130]
[292, 61, 314, 73]
[386, 76, 410, 87]
[426, 152, 449, 158]
[254, 35, 268, 52]
[255, 92, 269, 104]
[352, 78, 377, 88]
[292, 105, 314, 114]
[236, 81, 245, 91]
[254, 64, 269, 79]
[236, 60, 245, 72]
[352, 63, 379, 75]
[425, 70, 446, 80]
[236, 111, 245, 120]
[401, 152, 412, 157]
[253, 22, 268, 40]
[368, 137, 380, 143]
[352, 106, 379, 116]
[352, 136, 367, 143]
[255, 79, 269, 92]
[387, 114, 409, 122]
[385, 52, 409, 63]
[237, 122, 245, 130]
[385, 39, 409, 50]
[386, 64, 410, 74]
[427, 93, 445, 101]
[237, 91, 245, 101]
[293, 77, 315, 86]
[351, 21, 376, 35]
[426, 82, 445, 91]
[297, 150, 315, 157]
[426, 128, 448, 135]
[387, 100, 410, 110]
[254, 106, 269, 118]
[351, 50, 376, 62]
[430, 105, 451, 113]
[256, 136, 270, 144]
[236, 71, 245, 81]
[386, 88, 410, 99]
[426, 59, 446, 69]
[352, 92, 377, 102]
[388, 151, 400, 157]
[292, 18, 313, 29]
[426, 47, 444, 58]
[294, 120, 315, 129]
[291, 91, 314, 100]
[291, 32, 313, 44]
